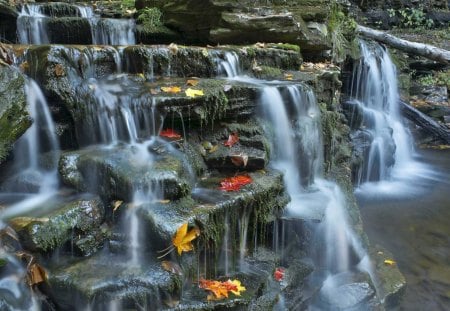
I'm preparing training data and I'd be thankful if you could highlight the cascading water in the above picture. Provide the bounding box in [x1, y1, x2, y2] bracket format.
[17, 3, 135, 45]
[348, 41, 416, 188]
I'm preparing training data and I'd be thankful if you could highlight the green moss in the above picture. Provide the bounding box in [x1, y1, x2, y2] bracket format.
[137, 7, 163, 32]
[253, 66, 283, 79]
[268, 43, 301, 53]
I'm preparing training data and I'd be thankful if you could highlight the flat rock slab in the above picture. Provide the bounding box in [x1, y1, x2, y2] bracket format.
[47, 252, 181, 310]
[59, 143, 192, 201]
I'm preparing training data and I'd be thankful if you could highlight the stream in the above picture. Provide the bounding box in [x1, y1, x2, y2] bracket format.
[358, 149, 450, 311]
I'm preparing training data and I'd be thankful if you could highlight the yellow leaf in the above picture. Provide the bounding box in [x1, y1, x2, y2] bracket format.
[208, 145, 219, 154]
[172, 223, 200, 255]
[138, 73, 145, 79]
[227, 279, 246, 296]
[185, 88, 204, 98]
[112, 200, 123, 212]
[384, 259, 396, 265]
[284, 73, 293, 80]
[161, 86, 182, 94]
[186, 79, 199, 86]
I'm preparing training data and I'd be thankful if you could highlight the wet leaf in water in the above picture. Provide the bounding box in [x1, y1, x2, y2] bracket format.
[185, 88, 204, 98]
[161, 260, 183, 275]
[230, 153, 248, 167]
[160, 129, 182, 139]
[274, 267, 285, 281]
[186, 79, 199, 86]
[224, 132, 239, 147]
[161, 86, 182, 94]
[172, 223, 200, 256]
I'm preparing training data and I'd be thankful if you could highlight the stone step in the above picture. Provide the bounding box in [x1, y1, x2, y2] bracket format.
[8, 194, 105, 253]
[59, 143, 192, 202]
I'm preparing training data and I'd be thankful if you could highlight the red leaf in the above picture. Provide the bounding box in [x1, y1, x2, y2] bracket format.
[160, 129, 182, 139]
[218, 175, 252, 192]
[274, 267, 285, 282]
[224, 132, 239, 147]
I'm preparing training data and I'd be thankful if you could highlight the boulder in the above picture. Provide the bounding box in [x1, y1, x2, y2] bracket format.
[0, 65, 31, 164]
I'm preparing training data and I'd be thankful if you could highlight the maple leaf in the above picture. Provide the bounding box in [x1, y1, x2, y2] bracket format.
[274, 267, 285, 282]
[224, 132, 239, 147]
[186, 79, 199, 86]
[161, 86, 182, 94]
[159, 129, 182, 139]
[172, 223, 200, 256]
[219, 175, 253, 192]
[185, 88, 204, 98]
[224, 279, 246, 296]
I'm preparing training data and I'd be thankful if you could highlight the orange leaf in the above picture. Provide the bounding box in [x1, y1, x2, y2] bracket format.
[161, 86, 182, 94]
[172, 223, 200, 255]
[160, 129, 182, 139]
[27, 263, 47, 286]
[199, 278, 246, 300]
[274, 267, 285, 282]
[219, 175, 252, 192]
[224, 132, 239, 147]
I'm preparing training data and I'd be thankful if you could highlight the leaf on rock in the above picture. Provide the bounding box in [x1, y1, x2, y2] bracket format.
[284, 73, 293, 80]
[208, 145, 219, 154]
[384, 259, 396, 266]
[186, 79, 199, 86]
[19, 61, 29, 72]
[224, 132, 239, 147]
[225, 279, 246, 296]
[172, 223, 200, 256]
[230, 153, 248, 167]
[160, 129, 182, 139]
[150, 88, 160, 95]
[185, 88, 204, 98]
[168, 43, 178, 54]
[219, 174, 253, 192]
[54, 64, 65, 77]
[27, 263, 47, 286]
[161, 86, 182, 94]
[138, 73, 145, 79]
[199, 278, 246, 300]
[161, 260, 183, 275]
[112, 200, 123, 212]
[201, 48, 209, 57]
[274, 267, 285, 282]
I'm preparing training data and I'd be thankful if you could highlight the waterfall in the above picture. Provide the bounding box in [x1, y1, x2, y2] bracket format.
[0, 79, 59, 219]
[349, 42, 415, 186]
[17, 3, 135, 45]
[217, 52, 241, 77]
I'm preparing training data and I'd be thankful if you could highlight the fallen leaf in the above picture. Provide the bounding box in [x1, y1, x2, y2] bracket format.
[199, 278, 246, 300]
[284, 73, 293, 80]
[54, 64, 65, 77]
[168, 43, 178, 54]
[161, 260, 183, 275]
[225, 279, 246, 296]
[138, 73, 145, 79]
[201, 48, 209, 57]
[186, 79, 199, 86]
[255, 42, 265, 48]
[208, 145, 219, 154]
[150, 88, 160, 95]
[274, 267, 285, 282]
[160, 129, 182, 139]
[223, 84, 232, 92]
[161, 86, 182, 94]
[185, 88, 204, 98]
[27, 263, 47, 286]
[230, 153, 248, 167]
[384, 259, 396, 266]
[112, 200, 123, 212]
[224, 132, 239, 147]
[172, 223, 200, 255]
[158, 199, 171, 204]
[219, 175, 252, 192]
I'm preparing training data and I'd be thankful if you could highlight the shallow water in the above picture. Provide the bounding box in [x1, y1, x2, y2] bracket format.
[357, 149, 450, 311]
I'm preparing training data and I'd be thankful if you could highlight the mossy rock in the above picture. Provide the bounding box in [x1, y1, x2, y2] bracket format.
[0, 65, 31, 164]
[9, 195, 105, 253]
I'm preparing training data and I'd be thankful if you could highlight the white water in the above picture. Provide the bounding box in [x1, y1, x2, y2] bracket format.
[17, 3, 135, 45]
[349, 42, 430, 194]
[0, 79, 59, 219]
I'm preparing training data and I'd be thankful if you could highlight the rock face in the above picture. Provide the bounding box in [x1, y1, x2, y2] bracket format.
[136, 0, 331, 56]
[0, 2, 18, 43]
[0, 65, 31, 164]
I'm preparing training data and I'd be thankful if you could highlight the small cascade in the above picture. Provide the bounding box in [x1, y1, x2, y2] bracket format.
[217, 52, 241, 77]
[259, 83, 371, 309]
[17, 3, 135, 45]
[0, 79, 59, 219]
[348, 41, 415, 186]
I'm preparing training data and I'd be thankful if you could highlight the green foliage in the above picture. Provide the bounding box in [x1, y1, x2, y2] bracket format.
[137, 7, 163, 32]
[327, 1, 357, 63]
[120, 0, 135, 11]
[417, 70, 450, 89]
[390, 8, 434, 29]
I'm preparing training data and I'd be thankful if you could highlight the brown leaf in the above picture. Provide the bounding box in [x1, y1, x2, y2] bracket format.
[168, 43, 178, 54]
[186, 79, 199, 86]
[54, 64, 65, 77]
[27, 263, 47, 286]
[112, 200, 123, 212]
[230, 153, 248, 167]
[161, 260, 183, 275]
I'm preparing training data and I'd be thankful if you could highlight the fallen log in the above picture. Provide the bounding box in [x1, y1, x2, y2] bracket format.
[356, 25, 450, 65]
[399, 100, 450, 144]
